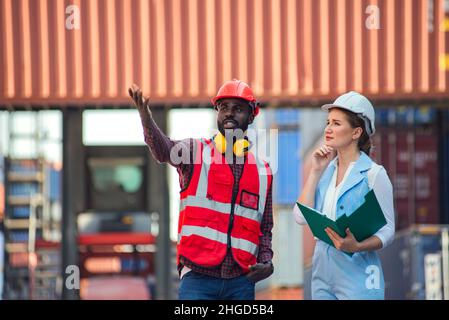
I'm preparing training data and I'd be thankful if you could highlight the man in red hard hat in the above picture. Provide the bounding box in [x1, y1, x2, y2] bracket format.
[211, 79, 260, 116]
[129, 80, 274, 300]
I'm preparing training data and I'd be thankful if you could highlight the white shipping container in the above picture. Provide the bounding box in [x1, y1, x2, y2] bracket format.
[271, 208, 303, 287]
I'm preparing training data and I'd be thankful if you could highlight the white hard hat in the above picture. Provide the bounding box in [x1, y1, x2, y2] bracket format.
[321, 91, 376, 136]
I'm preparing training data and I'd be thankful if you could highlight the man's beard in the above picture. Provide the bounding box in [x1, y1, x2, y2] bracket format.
[217, 120, 249, 136]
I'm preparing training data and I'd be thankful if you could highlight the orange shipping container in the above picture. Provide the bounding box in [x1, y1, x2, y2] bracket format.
[0, 0, 448, 108]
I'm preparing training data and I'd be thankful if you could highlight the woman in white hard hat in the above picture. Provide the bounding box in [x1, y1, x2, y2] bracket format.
[293, 91, 395, 300]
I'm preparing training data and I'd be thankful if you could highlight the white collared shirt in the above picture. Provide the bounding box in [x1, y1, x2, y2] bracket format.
[322, 162, 355, 221]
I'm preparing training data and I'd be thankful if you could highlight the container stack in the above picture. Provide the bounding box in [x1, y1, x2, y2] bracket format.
[262, 108, 303, 294]
[3, 158, 61, 299]
[372, 107, 445, 229]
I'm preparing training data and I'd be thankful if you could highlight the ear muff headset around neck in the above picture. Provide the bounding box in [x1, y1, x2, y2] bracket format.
[213, 132, 251, 157]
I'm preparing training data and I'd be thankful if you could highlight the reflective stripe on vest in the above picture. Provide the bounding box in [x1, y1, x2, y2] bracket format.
[195, 139, 211, 198]
[178, 225, 258, 254]
[254, 156, 269, 214]
[180, 195, 261, 222]
[196, 139, 269, 215]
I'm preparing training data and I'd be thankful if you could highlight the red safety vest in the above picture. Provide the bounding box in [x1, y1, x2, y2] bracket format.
[177, 138, 272, 272]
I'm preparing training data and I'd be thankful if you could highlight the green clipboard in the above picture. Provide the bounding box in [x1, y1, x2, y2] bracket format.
[296, 190, 387, 256]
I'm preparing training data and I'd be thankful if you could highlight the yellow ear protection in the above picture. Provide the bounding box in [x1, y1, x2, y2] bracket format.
[213, 132, 251, 157]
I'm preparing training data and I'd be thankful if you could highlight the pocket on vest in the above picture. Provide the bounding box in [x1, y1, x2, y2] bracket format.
[184, 209, 219, 230]
[240, 189, 259, 211]
[239, 223, 260, 246]
[181, 212, 221, 255]
[207, 170, 233, 202]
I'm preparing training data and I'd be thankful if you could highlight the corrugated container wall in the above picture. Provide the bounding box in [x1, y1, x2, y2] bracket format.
[1, 0, 449, 108]
[372, 107, 441, 230]
[441, 110, 449, 224]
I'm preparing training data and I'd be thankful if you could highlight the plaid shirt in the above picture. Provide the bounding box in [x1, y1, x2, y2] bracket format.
[142, 116, 273, 279]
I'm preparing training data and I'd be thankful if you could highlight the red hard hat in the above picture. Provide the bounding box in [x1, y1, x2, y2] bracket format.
[211, 79, 259, 116]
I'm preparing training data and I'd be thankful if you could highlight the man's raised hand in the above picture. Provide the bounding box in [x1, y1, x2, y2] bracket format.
[128, 83, 152, 121]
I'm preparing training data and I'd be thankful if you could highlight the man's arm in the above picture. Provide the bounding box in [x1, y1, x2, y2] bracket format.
[142, 114, 194, 167]
[129, 84, 193, 167]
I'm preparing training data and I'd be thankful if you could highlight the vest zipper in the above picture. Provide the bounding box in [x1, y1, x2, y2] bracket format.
[227, 188, 238, 249]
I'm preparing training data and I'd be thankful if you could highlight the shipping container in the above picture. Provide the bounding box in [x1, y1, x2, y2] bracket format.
[8, 159, 40, 174]
[10, 182, 39, 197]
[440, 110, 449, 224]
[395, 130, 414, 229]
[1, 0, 448, 108]
[395, 107, 415, 126]
[10, 206, 30, 219]
[414, 128, 440, 225]
[371, 107, 440, 230]
[264, 108, 302, 205]
[8, 252, 29, 268]
[414, 107, 437, 125]
[8, 230, 43, 243]
[47, 166, 61, 202]
[374, 108, 391, 128]
[274, 130, 301, 205]
[274, 109, 301, 126]
[257, 108, 304, 288]
[379, 225, 449, 300]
